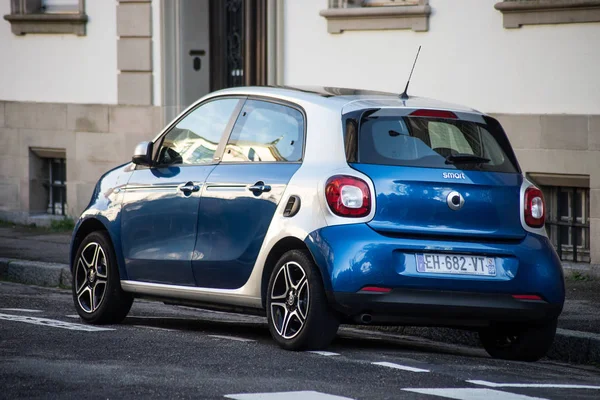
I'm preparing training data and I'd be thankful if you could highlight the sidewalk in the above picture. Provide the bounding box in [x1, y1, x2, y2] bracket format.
[1, 223, 599, 364]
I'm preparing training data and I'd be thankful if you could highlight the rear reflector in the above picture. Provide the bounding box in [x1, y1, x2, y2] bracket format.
[360, 286, 392, 293]
[512, 294, 543, 301]
[410, 109, 458, 119]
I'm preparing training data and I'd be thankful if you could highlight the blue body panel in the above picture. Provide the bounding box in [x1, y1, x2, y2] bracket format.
[350, 164, 525, 240]
[120, 165, 216, 286]
[305, 224, 565, 306]
[192, 163, 301, 289]
[70, 163, 133, 280]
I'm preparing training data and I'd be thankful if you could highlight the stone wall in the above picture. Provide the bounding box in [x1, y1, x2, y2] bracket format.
[0, 100, 163, 217]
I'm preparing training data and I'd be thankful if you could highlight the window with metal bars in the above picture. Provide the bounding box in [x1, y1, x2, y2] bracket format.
[541, 186, 590, 263]
[47, 158, 67, 216]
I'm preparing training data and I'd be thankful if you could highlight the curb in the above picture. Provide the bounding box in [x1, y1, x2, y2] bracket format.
[1, 258, 599, 366]
[0, 258, 71, 288]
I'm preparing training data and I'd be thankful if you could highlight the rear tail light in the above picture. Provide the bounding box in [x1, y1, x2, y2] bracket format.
[325, 175, 371, 218]
[410, 109, 458, 119]
[524, 186, 545, 228]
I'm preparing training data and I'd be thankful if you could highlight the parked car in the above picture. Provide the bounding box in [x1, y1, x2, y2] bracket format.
[70, 86, 564, 361]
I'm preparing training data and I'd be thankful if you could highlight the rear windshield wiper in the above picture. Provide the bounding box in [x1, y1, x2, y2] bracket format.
[445, 154, 491, 165]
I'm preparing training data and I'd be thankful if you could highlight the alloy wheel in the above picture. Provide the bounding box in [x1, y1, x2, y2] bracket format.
[74, 242, 109, 313]
[270, 261, 310, 339]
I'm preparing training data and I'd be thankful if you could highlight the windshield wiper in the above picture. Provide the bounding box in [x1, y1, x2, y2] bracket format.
[445, 154, 491, 165]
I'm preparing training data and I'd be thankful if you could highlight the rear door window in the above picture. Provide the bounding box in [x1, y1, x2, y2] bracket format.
[356, 113, 518, 173]
[222, 99, 304, 163]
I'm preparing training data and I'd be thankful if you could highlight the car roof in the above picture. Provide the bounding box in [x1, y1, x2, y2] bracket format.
[210, 85, 484, 115]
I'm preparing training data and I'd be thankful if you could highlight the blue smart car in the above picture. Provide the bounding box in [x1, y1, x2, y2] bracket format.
[70, 86, 564, 361]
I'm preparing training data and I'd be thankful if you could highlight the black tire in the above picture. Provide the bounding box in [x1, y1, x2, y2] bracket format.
[72, 231, 133, 324]
[479, 318, 557, 362]
[266, 249, 340, 350]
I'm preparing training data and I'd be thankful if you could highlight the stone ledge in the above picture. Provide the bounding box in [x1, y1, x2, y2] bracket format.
[494, 0, 600, 28]
[319, 5, 431, 33]
[3, 13, 87, 36]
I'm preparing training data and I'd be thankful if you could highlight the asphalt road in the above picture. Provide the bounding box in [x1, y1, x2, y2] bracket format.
[1, 282, 600, 400]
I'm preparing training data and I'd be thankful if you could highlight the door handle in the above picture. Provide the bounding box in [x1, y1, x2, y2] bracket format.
[179, 183, 200, 193]
[248, 181, 271, 195]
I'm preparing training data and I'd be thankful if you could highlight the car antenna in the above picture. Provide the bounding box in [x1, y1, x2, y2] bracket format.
[399, 45, 421, 100]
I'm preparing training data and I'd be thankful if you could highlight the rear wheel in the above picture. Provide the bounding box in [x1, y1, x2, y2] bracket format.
[266, 249, 339, 350]
[72, 231, 133, 324]
[479, 318, 557, 362]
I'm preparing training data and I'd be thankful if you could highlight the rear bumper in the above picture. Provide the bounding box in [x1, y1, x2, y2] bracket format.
[332, 289, 562, 327]
[305, 223, 565, 321]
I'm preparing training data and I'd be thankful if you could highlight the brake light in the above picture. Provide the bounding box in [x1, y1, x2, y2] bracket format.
[410, 109, 458, 119]
[524, 186, 545, 228]
[325, 175, 371, 218]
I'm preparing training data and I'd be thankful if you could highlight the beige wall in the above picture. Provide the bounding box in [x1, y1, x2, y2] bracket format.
[0, 100, 163, 217]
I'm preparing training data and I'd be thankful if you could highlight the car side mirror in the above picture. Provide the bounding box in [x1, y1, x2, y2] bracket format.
[132, 141, 153, 167]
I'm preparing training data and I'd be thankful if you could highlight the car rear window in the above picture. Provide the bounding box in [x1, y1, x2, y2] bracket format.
[352, 112, 518, 173]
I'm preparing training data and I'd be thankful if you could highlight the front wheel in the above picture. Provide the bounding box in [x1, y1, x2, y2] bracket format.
[479, 318, 557, 362]
[266, 250, 339, 350]
[72, 231, 133, 324]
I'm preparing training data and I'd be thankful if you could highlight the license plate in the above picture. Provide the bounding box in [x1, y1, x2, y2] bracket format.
[416, 253, 496, 276]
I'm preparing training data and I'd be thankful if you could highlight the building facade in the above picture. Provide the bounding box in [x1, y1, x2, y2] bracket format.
[0, 0, 599, 264]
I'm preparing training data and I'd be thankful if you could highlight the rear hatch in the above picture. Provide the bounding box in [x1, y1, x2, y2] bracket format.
[345, 108, 525, 240]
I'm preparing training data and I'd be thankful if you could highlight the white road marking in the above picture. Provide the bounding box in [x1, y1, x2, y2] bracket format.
[0, 308, 42, 313]
[208, 334, 255, 342]
[132, 325, 174, 332]
[65, 315, 80, 318]
[371, 361, 430, 373]
[225, 391, 353, 400]
[468, 380, 600, 390]
[0, 313, 114, 332]
[307, 351, 340, 356]
[403, 388, 547, 400]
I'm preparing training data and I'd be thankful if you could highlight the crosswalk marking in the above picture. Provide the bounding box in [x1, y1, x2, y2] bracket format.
[208, 334, 255, 342]
[0, 308, 42, 313]
[225, 391, 353, 400]
[307, 351, 340, 356]
[0, 313, 114, 332]
[403, 388, 547, 400]
[372, 361, 430, 373]
[468, 380, 600, 390]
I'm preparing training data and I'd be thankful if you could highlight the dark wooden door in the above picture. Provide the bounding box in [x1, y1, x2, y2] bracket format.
[209, 0, 268, 91]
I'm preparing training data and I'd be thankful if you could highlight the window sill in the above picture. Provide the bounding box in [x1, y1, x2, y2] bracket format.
[3, 13, 88, 36]
[319, 5, 431, 33]
[494, 0, 600, 28]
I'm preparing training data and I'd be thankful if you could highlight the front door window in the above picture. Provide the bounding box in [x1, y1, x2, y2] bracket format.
[156, 98, 240, 166]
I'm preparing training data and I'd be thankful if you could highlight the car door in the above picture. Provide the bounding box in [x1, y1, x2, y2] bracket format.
[120, 97, 243, 285]
[192, 99, 305, 289]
